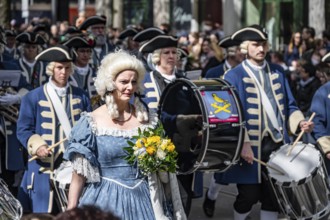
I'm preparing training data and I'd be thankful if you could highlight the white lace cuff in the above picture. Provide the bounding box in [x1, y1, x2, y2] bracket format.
[72, 154, 100, 183]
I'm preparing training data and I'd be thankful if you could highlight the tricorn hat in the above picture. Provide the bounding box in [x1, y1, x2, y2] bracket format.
[231, 24, 268, 42]
[139, 35, 178, 53]
[63, 36, 94, 48]
[33, 23, 50, 33]
[79, 15, 107, 31]
[218, 36, 241, 48]
[16, 32, 46, 45]
[133, 27, 165, 43]
[35, 45, 73, 62]
[118, 28, 139, 40]
[5, 30, 17, 37]
[177, 47, 188, 59]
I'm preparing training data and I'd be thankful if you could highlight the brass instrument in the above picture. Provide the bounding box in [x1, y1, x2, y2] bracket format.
[0, 87, 19, 123]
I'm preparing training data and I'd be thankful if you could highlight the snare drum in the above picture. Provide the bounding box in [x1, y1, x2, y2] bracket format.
[267, 143, 330, 219]
[158, 78, 245, 174]
[51, 161, 72, 212]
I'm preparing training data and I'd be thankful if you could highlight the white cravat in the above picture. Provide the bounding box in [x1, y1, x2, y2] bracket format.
[48, 77, 69, 97]
[22, 56, 36, 68]
[75, 65, 89, 76]
[156, 66, 176, 81]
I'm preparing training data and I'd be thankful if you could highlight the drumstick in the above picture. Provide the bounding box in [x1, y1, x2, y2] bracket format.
[287, 112, 315, 156]
[28, 138, 68, 162]
[253, 157, 285, 175]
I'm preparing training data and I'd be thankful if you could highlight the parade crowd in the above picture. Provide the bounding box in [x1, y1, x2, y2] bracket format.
[0, 13, 330, 220]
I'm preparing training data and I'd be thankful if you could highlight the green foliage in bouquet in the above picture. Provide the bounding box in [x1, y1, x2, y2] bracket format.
[123, 123, 178, 175]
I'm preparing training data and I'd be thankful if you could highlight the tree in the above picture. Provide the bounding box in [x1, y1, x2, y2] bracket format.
[0, 0, 10, 28]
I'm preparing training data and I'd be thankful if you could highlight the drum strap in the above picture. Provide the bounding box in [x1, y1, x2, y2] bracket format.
[242, 62, 281, 133]
[46, 83, 72, 138]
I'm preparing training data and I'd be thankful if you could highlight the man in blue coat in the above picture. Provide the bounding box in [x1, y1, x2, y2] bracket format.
[17, 45, 91, 214]
[222, 25, 314, 220]
[311, 53, 330, 172]
[78, 15, 116, 69]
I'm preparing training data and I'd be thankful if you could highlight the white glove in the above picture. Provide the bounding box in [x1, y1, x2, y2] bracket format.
[0, 93, 21, 106]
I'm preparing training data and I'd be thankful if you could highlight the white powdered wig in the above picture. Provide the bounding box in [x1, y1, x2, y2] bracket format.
[94, 50, 148, 122]
[45, 61, 74, 76]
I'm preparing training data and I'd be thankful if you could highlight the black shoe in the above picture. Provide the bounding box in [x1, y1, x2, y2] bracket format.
[203, 190, 216, 217]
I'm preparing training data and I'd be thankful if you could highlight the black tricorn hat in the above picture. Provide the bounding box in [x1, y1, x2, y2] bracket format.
[139, 35, 178, 53]
[218, 36, 241, 48]
[64, 26, 82, 36]
[177, 48, 188, 59]
[79, 15, 107, 31]
[35, 45, 73, 62]
[63, 36, 94, 48]
[231, 24, 268, 42]
[118, 28, 138, 40]
[133, 27, 165, 43]
[5, 30, 17, 37]
[322, 52, 330, 63]
[16, 32, 46, 45]
[33, 23, 50, 33]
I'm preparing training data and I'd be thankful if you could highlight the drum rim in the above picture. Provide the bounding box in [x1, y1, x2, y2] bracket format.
[158, 78, 210, 174]
[158, 78, 245, 174]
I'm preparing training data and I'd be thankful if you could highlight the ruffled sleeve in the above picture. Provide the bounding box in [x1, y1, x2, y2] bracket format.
[64, 112, 100, 182]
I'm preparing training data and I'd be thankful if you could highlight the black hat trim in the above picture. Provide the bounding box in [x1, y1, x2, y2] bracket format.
[118, 28, 138, 40]
[133, 27, 165, 42]
[79, 16, 106, 30]
[218, 36, 241, 48]
[139, 35, 178, 53]
[35, 46, 72, 62]
[322, 52, 330, 63]
[63, 36, 94, 48]
[231, 27, 267, 41]
[16, 32, 46, 45]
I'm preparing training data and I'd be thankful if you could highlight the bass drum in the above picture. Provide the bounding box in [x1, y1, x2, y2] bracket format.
[158, 78, 245, 175]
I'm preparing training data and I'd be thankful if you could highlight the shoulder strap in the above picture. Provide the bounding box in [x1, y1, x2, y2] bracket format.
[46, 83, 72, 137]
[242, 62, 281, 132]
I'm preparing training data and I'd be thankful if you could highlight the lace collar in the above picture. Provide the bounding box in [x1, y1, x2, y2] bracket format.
[83, 111, 159, 137]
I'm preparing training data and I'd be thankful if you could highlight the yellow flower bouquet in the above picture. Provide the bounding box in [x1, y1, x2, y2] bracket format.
[123, 124, 178, 175]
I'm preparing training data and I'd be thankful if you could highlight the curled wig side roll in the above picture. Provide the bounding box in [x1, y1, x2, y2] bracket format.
[105, 93, 119, 119]
[134, 93, 149, 122]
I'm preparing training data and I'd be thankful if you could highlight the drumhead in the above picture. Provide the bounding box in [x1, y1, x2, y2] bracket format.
[268, 143, 321, 183]
[158, 78, 244, 174]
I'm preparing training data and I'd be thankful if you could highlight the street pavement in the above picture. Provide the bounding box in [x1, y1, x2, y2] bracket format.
[188, 173, 285, 220]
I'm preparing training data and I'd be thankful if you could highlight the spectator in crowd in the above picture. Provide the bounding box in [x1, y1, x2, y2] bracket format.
[315, 62, 330, 85]
[187, 31, 202, 70]
[284, 31, 303, 67]
[295, 62, 321, 115]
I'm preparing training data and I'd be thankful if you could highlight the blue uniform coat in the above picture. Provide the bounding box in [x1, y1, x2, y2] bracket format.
[16, 84, 91, 213]
[220, 61, 304, 184]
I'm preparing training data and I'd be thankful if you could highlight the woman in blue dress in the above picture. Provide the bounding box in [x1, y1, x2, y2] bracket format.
[64, 50, 186, 220]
